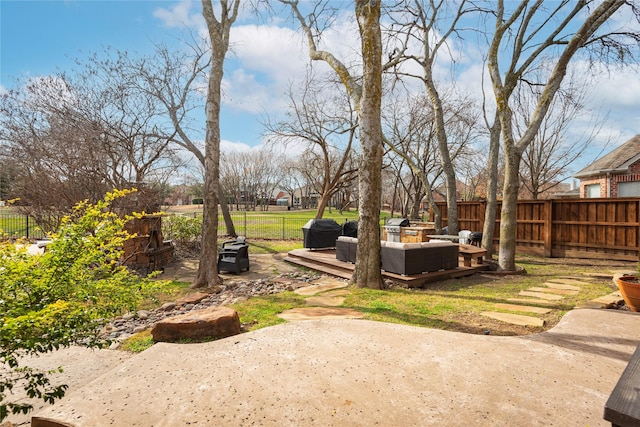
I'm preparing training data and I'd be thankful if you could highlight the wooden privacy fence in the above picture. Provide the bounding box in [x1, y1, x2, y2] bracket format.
[433, 198, 640, 262]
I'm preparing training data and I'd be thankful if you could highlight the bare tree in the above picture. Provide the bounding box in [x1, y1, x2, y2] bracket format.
[253, 148, 286, 211]
[265, 77, 358, 218]
[488, 0, 637, 271]
[196, 0, 240, 288]
[383, 91, 480, 230]
[220, 147, 285, 212]
[513, 78, 601, 199]
[279, 159, 308, 209]
[0, 68, 177, 230]
[282, 0, 386, 289]
[385, 0, 485, 235]
[116, 41, 238, 237]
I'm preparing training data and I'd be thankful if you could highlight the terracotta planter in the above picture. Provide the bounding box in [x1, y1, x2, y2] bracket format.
[613, 273, 640, 312]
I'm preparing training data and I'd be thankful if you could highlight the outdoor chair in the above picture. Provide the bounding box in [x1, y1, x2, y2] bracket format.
[458, 230, 472, 245]
[217, 244, 250, 274]
[221, 236, 246, 249]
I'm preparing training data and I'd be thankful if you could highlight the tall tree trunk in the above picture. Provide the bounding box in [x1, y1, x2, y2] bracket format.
[427, 83, 459, 235]
[219, 183, 236, 236]
[497, 144, 521, 271]
[354, 0, 384, 289]
[315, 191, 332, 219]
[482, 116, 500, 257]
[489, 0, 625, 272]
[194, 0, 238, 288]
[283, 0, 384, 288]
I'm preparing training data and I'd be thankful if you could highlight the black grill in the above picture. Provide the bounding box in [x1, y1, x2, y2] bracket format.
[386, 218, 410, 227]
[470, 232, 483, 246]
[342, 220, 358, 238]
[302, 219, 342, 249]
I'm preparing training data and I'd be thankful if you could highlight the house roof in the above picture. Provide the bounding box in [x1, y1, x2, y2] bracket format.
[575, 134, 640, 178]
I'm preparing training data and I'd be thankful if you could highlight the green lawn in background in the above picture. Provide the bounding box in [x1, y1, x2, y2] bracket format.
[0, 207, 46, 239]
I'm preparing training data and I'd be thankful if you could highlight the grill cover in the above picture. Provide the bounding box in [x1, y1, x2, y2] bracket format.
[386, 218, 410, 227]
[302, 219, 342, 249]
[342, 220, 358, 238]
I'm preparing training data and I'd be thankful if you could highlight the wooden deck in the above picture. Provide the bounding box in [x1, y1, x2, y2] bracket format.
[284, 248, 488, 288]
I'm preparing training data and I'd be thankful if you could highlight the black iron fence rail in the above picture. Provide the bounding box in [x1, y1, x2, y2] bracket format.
[0, 210, 46, 240]
[2, 209, 401, 242]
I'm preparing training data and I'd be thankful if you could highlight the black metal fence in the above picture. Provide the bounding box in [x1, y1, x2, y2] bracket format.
[2, 209, 399, 241]
[0, 210, 47, 240]
[163, 212, 373, 241]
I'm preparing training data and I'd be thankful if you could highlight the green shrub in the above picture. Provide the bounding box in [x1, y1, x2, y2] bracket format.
[162, 214, 203, 244]
[0, 189, 170, 421]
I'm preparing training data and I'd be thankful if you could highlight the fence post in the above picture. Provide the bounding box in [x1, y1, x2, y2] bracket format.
[478, 201, 486, 234]
[543, 200, 553, 257]
[26, 215, 29, 240]
[282, 217, 285, 239]
[244, 211, 247, 238]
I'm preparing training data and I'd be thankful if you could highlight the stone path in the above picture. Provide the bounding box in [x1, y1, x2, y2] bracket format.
[282, 273, 624, 327]
[278, 277, 365, 320]
[481, 274, 623, 327]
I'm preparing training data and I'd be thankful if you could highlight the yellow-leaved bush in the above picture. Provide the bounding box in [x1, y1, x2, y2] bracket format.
[0, 189, 170, 421]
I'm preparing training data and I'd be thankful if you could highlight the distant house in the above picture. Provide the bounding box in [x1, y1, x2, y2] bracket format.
[574, 135, 640, 198]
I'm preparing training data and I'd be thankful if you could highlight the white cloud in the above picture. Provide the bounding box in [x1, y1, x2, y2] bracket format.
[153, 0, 203, 29]
[569, 61, 640, 145]
[221, 139, 255, 153]
[222, 24, 308, 116]
[224, 12, 363, 117]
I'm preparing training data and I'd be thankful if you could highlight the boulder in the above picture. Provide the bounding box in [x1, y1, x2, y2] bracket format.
[151, 306, 241, 343]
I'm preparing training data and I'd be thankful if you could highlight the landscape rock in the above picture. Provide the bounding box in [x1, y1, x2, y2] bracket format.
[159, 302, 177, 311]
[150, 306, 241, 343]
[177, 292, 210, 305]
[103, 271, 326, 340]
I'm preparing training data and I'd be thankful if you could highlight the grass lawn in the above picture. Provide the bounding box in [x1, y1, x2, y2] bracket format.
[232, 254, 619, 337]
[117, 241, 630, 353]
[0, 207, 46, 239]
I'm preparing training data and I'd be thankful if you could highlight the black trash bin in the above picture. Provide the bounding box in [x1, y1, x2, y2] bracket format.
[302, 219, 342, 249]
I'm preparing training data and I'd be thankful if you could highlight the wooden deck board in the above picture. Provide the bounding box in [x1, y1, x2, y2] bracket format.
[285, 248, 486, 288]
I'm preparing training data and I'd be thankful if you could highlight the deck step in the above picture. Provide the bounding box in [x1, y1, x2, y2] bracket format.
[285, 249, 483, 288]
[284, 256, 353, 280]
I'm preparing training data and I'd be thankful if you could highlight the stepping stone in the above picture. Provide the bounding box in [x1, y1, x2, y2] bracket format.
[548, 278, 591, 286]
[494, 303, 552, 314]
[588, 291, 623, 305]
[294, 279, 349, 296]
[519, 291, 564, 301]
[528, 286, 578, 295]
[321, 289, 350, 297]
[481, 311, 545, 327]
[305, 295, 345, 307]
[543, 282, 581, 291]
[277, 307, 364, 321]
[508, 298, 560, 306]
[582, 272, 617, 280]
[313, 276, 348, 286]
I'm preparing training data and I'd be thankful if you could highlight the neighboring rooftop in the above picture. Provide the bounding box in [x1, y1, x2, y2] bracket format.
[575, 134, 640, 178]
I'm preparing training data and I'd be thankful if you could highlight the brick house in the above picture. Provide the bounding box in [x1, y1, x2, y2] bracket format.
[575, 135, 640, 198]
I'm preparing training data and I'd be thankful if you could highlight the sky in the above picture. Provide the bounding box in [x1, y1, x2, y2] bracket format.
[1, 0, 640, 180]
